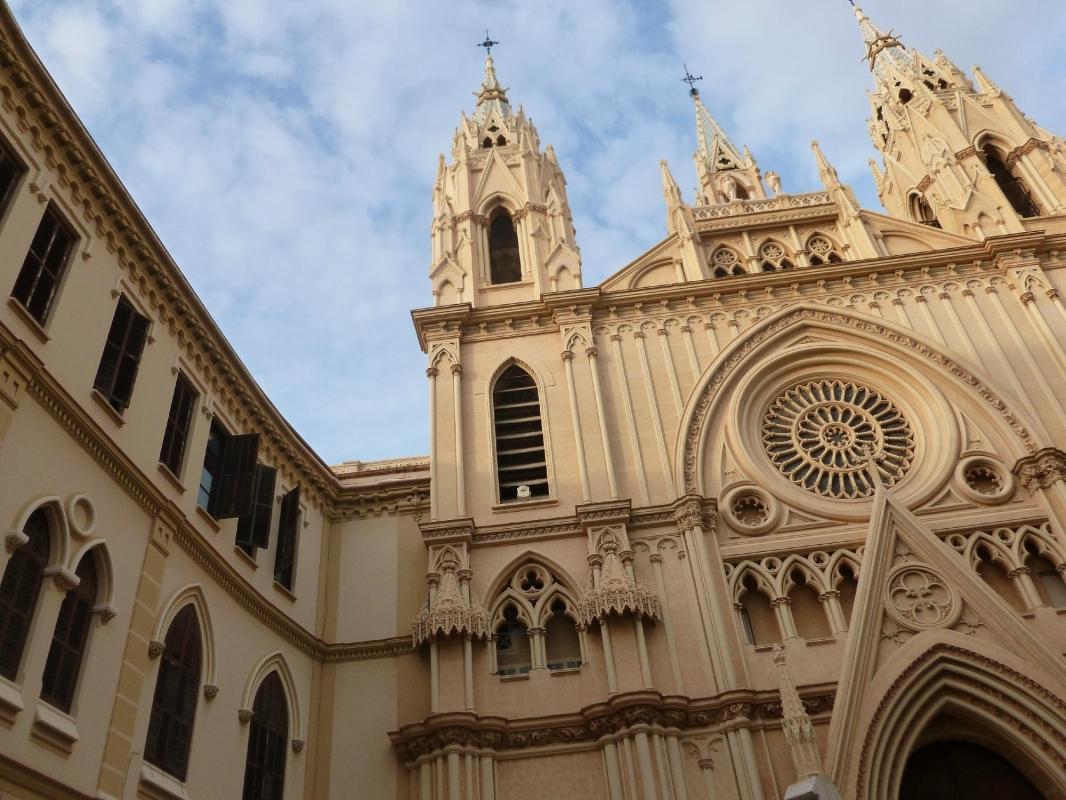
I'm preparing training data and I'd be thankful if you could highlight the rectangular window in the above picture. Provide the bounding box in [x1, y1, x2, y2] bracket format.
[236, 464, 276, 554]
[159, 374, 198, 476]
[273, 487, 300, 590]
[197, 425, 260, 519]
[93, 295, 150, 412]
[0, 137, 25, 219]
[11, 206, 75, 325]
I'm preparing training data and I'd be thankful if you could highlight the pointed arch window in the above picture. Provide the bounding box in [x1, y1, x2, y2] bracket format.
[1024, 540, 1066, 608]
[787, 571, 831, 639]
[806, 235, 843, 266]
[145, 605, 202, 781]
[759, 241, 794, 272]
[495, 605, 531, 675]
[0, 508, 50, 680]
[836, 562, 859, 626]
[242, 671, 288, 800]
[40, 554, 98, 712]
[544, 599, 582, 670]
[492, 365, 549, 502]
[488, 209, 522, 284]
[909, 193, 941, 228]
[737, 574, 777, 646]
[984, 148, 1040, 218]
[710, 246, 745, 278]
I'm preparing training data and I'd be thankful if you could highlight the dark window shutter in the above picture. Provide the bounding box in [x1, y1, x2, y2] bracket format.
[242, 671, 288, 800]
[273, 488, 300, 588]
[210, 433, 260, 519]
[94, 296, 149, 411]
[11, 207, 74, 325]
[40, 555, 98, 712]
[0, 138, 25, 218]
[236, 465, 276, 550]
[160, 375, 198, 474]
[145, 605, 202, 781]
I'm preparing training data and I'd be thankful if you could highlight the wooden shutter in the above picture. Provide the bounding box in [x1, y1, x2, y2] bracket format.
[0, 138, 24, 217]
[94, 296, 149, 411]
[11, 207, 74, 325]
[209, 433, 260, 519]
[40, 556, 97, 712]
[274, 488, 300, 588]
[144, 605, 202, 781]
[236, 465, 276, 550]
[159, 374, 198, 474]
[241, 671, 288, 800]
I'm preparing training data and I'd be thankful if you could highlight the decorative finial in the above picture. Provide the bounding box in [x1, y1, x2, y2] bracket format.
[477, 31, 499, 56]
[682, 64, 703, 97]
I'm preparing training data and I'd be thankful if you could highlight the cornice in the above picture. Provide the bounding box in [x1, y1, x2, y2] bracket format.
[388, 686, 836, 762]
[0, 9, 337, 507]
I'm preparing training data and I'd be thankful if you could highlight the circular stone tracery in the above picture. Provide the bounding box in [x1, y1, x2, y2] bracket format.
[762, 379, 915, 499]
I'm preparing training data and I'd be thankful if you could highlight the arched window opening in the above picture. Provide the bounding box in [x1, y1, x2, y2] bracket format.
[242, 671, 288, 800]
[974, 545, 1023, 611]
[900, 739, 1045, 800]
[710, 246, 745, 278]
[495, 606, 531, 676]
[733, 183, 749, 201]
[898, 88, 913, 105]
[759, 241, 793, 272]
[738, 574, 777, 646]
[544, 599, 581, 670]
[1025, 541, 1066, 608]
[0, 508, 50, 680]
[837, 563, 858, 626]
[910, 192, 941, 228]
[145, 605, 202, 781]
[984, 148, 1040, 218]
[807, 235, 843, 266]
[492, 365, 549, 502]
[496, 134, 507, 146]
[40, 554, 98, 712]
[488, 210, 522, 284]
[482, 137, 493, 149]
[789, 572, 831, 639]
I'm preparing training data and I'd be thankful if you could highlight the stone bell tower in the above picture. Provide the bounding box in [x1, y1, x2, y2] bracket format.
[429, 42, 582, 308]
[856, 4, 1066, 239]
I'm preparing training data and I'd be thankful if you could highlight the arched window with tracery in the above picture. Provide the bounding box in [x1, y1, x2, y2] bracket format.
[494, 605, 531, 675]
[759, 240, 794, 272]
[710, 246, 745, 278]
[0, 508, 50, 680]
[836, 562, 859, 626]
[984, 147, 1040, 218]
[145, 605, 202, 781]
[909, 192, 941, 228]
[40, 554, 98, 712]
[544, 599, 582, 670]
[736, 573, 777, 646]
[492, 365, 549, 503]
[788, 571, 831, 639]
[488, 209, 522, 284]
[242, 671, 288, 800]
[974, 543, 1024, 611]
[806, 234, 843, 266]
[1024, 540, 1066, 608]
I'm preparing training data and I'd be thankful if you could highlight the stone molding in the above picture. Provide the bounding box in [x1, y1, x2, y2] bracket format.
[1012, 447, 1066, 490]
[388, 688, 835, 763]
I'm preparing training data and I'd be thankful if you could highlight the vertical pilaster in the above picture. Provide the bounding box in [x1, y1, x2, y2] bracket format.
[586, 346, 620, 499]
[562, 350, 592, 502]
[451, 364, 466, 518]
[427, 367, 439, 521]
[650, 553, 685, 695]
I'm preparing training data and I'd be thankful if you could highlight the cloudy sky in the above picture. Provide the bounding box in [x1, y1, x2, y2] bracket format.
[8, 0, 1066, 464]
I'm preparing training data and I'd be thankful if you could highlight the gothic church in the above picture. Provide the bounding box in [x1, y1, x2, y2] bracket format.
[0, 3, 1064, 799]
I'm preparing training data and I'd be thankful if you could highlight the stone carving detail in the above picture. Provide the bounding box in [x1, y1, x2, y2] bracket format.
[1012, 447, 1066, 491]
[412, 547, 489, 644]
[762, 379, 914, 499]
[579, 529, 661, 624]
[884, 565, 960, 631]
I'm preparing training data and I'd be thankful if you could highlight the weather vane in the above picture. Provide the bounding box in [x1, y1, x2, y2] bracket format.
[682, 64, 703, 96]
[477, 31, 499, 56]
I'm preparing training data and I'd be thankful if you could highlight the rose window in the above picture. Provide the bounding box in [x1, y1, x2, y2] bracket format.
[762, 380, 915, 499]
[712, 247, 738, 266]
[760, 242, 784, 260]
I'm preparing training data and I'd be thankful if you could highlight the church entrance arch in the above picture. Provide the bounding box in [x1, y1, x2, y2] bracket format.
[900, 739, 1046, 800]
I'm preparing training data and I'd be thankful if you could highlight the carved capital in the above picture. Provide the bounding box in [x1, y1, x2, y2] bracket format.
[450, 363, 463, 375]
[1019, 291, 1036, 306]
[148, 640, 165, 659]
[4, 530, 28, 553]
[426, 367, 439, 378]
[1013, 448, 1066, 490]
[698, 758, 715, 771]
[238, 709, 254, 724]
[649, 554, 663, 564]
[291, 739, 306, 754]
[203, 684, 219, 700]
[561, 350, 573, 362]
[672, 497, 703, 532]
[584, 346, 598, 358]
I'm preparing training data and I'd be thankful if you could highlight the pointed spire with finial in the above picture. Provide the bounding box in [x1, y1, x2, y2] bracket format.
[684, 65, 744, 172]
[851, 3, 912, 77]
[473, 31, 511, 123]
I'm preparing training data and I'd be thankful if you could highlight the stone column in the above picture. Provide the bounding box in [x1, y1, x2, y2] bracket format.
[586, 345, 620, 499]
[451, 363, 466, 517]
[651, 552, 685, 695]
[427, 366, 439, 520]
[562, 350, 592, 502]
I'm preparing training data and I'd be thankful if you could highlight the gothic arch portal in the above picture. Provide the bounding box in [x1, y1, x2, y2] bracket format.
[840, 634, 1066, 800]
[239, 651, 303, 743]
[675, 303, 1042, 514]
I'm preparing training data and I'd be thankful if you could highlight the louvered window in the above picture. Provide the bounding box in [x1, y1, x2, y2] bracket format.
[0, 508, 50, 680]
[488, 210, 521, 284]
[160, 374, 198, 476]
[236, 465, 277, 554]
[0, 137, 25, 219]
[145, 605, 202, 781]
[273, 488, 300, 590]
[241, 671, 288, 800]
[11, 205, 75, 325]
[198, 422, 260, 520]
[93, 295, 150, 412]
[40, 554, 97, 712]
[492, 365, 549, 502]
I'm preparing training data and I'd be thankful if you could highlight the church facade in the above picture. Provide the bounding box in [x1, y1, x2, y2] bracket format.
[0, 3, 1064, 799]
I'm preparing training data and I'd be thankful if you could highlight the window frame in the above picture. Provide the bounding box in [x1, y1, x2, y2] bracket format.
[0, 508, 51, 682]
[235, 464, 277, 555]
[241, 671, 289, 800]
[0, 134, 27, 223]
[10, 203, 77, 328]
[39, 554, 98, 713]
[490, 363, 553, 506]
[144, 604, 202, 782]
[486, 208, 523, 285]
[93, 294, 151, 412]
[273, 487, 301, 591]
[159, 373, 199, 478]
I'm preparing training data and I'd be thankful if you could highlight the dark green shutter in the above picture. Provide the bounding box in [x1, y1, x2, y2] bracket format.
[273, 487, 300, 588]
[210, 433, 259, 519]
[94, 296, 150, 411]
[236, 465, 276, 550]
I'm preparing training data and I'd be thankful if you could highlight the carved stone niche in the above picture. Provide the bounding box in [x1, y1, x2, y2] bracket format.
[579, 523, 660, 625]
[412, 542, 489, 645]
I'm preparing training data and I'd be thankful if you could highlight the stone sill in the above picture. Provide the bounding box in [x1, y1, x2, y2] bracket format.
[90, 389, 127, 427]
[139, 762, 190, 800]
[6, 297, 50, 344]
[0, 674, 25, 726]
[273, 580, 297, 602]
[548, 666, 582, 676]
[30, 700, 78, 756]
[157, 462, 186, 494]
[234, 544, 258, 569]
[492, 496, 558, 513]
[497, 672, 531, 682]
[195, 504, 221, 533]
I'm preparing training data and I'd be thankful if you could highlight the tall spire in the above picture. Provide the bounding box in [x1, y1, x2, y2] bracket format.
[851, 4, 912, 76]
[473, 32, 511, 124]
[692, 88, 744, 172]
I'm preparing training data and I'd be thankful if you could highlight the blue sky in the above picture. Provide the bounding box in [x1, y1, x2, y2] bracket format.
[8, 0, 1066, 464]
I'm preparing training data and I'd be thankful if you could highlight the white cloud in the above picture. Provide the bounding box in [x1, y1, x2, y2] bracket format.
[7, 0, 1066, 462]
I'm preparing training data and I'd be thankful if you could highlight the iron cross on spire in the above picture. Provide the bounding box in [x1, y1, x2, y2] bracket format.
[477, 31, 499, 56]
[682, 64, 703, 97]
